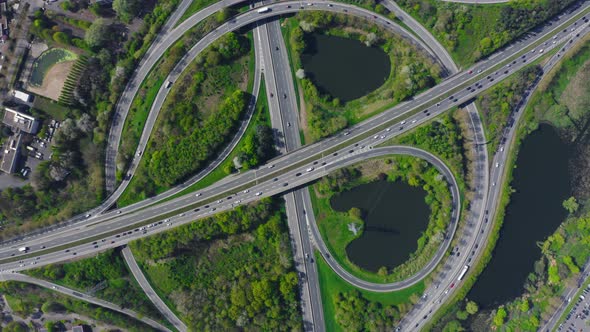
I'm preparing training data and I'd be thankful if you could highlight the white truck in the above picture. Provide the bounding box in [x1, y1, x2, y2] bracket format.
[18, 247, 28, 252]
[257, 7, 270, 13]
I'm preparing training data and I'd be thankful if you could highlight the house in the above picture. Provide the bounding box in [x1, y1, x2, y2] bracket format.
[3, 107, 39, 134]
[14, 90, 32, 103]
[71, 325, 89, 332]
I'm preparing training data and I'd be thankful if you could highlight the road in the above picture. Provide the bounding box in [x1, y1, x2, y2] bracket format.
[542, 263, 590, 332]
[121, 247, 187, 332]
[398, 17, 590, 331]
[1, 0, 588, 298]
[4, 0, 459, 248]
[382, 0, 459, 74]
[0, 273, 170, 332]
[102, 0, 452, 212]
[258, 8, 328, 329]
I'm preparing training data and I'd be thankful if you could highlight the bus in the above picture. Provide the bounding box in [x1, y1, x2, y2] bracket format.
[457, 265, 470, 281]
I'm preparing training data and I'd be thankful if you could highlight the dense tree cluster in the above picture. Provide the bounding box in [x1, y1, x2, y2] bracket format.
[113, 0, 141, 23]
[131, 199, 302, 330]
[478, 65, 543, 151]
[237, 124, 276, 169]
[121, 32, 251, 201]
[334, 290, 400, 331]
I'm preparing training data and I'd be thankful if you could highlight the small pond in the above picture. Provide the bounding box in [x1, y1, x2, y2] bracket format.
[301, 33, 391, 102]
[29, 48, 77, 87]
[330, 179, 430, 272]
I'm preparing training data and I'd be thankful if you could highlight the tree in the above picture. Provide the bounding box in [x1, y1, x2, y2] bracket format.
[563, 196, 579, 214]
[465, 300, 479, 315]
[456, 310, 468, 320]
[52, 31, 71, 45]
[519, 298, 530, 312]
[113, 0, 140, 23]
[443, 320, 465, 332]
[85, 19, 110, 49]
[296, 68, 305, 79]
[348, 207, 363, 220]
[493, 307, 507, 326]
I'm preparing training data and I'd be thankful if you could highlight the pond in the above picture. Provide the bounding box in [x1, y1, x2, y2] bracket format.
[468, 124, 572, 308]
[330, 179, 430, 272]
[301, 33, 391, 102]
[29, 48, 77, 87]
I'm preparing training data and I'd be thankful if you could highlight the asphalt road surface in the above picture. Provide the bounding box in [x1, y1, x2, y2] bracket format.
[1, 0, 589, 306]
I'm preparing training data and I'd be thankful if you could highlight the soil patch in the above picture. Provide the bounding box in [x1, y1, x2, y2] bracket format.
[28, 60, 75, 101]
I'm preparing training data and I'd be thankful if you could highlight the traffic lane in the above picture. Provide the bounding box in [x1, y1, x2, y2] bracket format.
[2, 1, 588, 256]
[305, 145, 461, 292]
[0, 145, 454, 277]
[402, 24, 590, 330]
[104, 0, 449, 209]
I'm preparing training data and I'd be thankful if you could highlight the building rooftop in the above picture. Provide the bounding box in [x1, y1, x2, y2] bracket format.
[2, 107, 38, 134]
[0, 133, 20, 174]
[14, 90, 31, 103]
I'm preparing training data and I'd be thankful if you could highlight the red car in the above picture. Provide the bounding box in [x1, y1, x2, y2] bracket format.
[450, 283, 455, 289]
[468, 70, 473, 74]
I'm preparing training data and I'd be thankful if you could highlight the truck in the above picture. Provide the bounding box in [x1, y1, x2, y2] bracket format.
[257, 6, 270, 13]
[18, 247, 28, 252]
[457, 265, 470, 281]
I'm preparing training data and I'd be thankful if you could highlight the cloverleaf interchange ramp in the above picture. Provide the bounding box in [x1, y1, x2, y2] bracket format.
[1, 0, 588, 264]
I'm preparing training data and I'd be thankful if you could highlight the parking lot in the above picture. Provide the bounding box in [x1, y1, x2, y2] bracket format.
[559, 285, 590, 332]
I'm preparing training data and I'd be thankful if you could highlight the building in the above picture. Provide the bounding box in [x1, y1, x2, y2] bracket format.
[14, 90, 32, 103]
[71, 325, 89, 332]
[0, 108, 38, 174]
[0, 133, 20, 174]
[3, 107, 39, 134]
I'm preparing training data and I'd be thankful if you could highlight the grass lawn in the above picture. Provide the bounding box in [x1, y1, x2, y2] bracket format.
[316, 250, 425, 331]
[32, 96, 71, 120]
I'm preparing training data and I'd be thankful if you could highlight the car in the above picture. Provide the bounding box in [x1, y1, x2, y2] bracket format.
[273, 178, 278, 182]
[283, 93, 287, 99]
[306, 167, 314, 172]
[287, 122, 291, 127]
[52, 286, 57, 289]
[255, 192, 262, 196]
[296, 172, 302, 176]
[386, 127, 391, 131]
[400, 120, 406, 125]
[412, 119, 417, 124]
[268, 164, 275, 169]
[499, 146, 504, 152]
[373, 135, 379, 139]
[468, 70, 473, 74]
[450, 283, 455, 288]
[243, 189, 249, 193]
[195, 193, 202, 197]
[117, 210, 122, 214]
[85, 214, 91, 218]
[343, 131, 350, 136]
[495, 162, 500, 168]
[275, 46, 279, 51]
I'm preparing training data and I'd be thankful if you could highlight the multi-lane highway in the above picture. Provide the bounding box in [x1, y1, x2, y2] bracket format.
[2, 3, 590, 331]
[400, 16, 590, 331]
[1, 0, 588, 266]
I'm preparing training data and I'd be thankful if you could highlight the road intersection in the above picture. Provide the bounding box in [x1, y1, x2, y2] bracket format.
[2, 1, 590, 331]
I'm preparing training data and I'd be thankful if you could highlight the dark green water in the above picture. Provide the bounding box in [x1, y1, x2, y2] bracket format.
[468, 124, 572, 308]
[330, 180, 430, 272]
[301, 33, 391, 102]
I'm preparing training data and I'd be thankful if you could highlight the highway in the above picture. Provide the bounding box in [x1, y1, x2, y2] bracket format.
[0, 273, 171, 332]
[100, 0, 449, 217]
[255, 8, 322, 330]
[121, 246, 187, 332]
[0, 5, 588, 330]
[0, 0, 587, 267]
[398, 17, 590, 331]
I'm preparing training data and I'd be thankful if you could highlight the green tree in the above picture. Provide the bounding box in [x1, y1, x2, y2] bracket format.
[113, 0, 140, 23]
[493, 307, 507, 327]
[443, 320, 465, 332]
[85, 19, 110, 49]
[348, 207, 362, 220]
[52, 31, 71, 45]
[456, 310, 468, 320]
[563, 196, 579, 214]
[519, 298, 530, 312]
[465, 300, 478, 315]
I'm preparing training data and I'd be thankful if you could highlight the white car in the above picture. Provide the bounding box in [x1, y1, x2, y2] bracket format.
[268, 164, 275, 169]
[400, 120, 406, 125]
[386, 128, 391, 131]
[495, 162, 500, 168]
[243, 189, 250, 193]
[255, 192, 262, 196]
[306, 167, 314, 172]
[195, 193, 202, 197]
